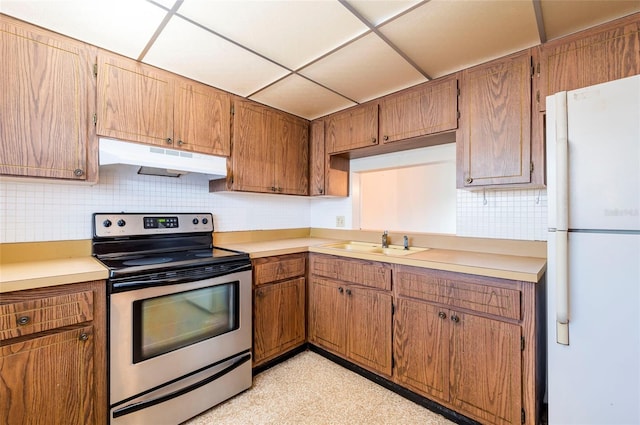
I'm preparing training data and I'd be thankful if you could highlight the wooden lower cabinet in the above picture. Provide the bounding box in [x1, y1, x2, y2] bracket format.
[393, 265, 543, 425]
[0, 281, 107, 425]
[252, 254, 306, 366]
[308, 254, 393, 377]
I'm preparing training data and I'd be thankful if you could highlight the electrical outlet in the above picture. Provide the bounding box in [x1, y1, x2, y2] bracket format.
[336, 216, 345, 228]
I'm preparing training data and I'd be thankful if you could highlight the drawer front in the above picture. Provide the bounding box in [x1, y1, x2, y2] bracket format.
[395, 269, 520, 320]
[253, 254, 306, 286]
[0, 290, 94, 341]
[310, 254, 391, 291]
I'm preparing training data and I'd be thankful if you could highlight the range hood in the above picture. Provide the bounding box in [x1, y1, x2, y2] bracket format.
[98, 138, 227, 178]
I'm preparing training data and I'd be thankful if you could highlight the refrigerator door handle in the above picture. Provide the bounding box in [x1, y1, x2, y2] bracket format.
[555, 92, 570, 345]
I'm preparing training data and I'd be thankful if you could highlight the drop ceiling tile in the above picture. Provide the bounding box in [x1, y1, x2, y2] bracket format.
[345, 0, 423, 26]
[250, 75, 356, 120]
[1, 0, 167, 59]
[175, 1, 368, 70]
[300, 32, 427, 103]
[380, 0, 540, 78]
[541, 0, 640, 41]
[150, 0, 179, 9]
[143, 15, 289, 97]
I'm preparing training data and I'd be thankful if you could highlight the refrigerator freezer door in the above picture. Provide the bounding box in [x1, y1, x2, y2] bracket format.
[565, 76, 640, 231]
[547, 232, 640, 425]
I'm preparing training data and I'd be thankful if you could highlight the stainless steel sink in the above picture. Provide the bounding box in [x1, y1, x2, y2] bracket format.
[322, 241, 428, 257]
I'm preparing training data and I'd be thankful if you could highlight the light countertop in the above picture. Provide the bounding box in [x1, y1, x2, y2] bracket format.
[0, 257, 109, 293]
[0, 235, 546, 293]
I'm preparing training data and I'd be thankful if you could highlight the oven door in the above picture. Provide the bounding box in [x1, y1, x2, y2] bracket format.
[109, 268, 252, 412]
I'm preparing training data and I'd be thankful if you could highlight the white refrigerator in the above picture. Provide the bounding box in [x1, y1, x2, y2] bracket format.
[546, 75, 640, 425]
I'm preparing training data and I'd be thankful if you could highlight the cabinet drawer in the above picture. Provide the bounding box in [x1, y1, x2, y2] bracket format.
[310, 254, 391, 291]
[0, 290, 94, 341]
[253, 254, 306, 286]
[395, 269, 520, 320]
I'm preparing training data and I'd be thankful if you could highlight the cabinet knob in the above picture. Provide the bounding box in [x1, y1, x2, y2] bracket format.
[166, 137, 173, 145]
[73, 168, 84, 177]
[256, 290, 263, 298]
[346, 289, 352, 296]
[17, 316, 30, 326]
[465, 177, 473, 184]
[371, 137, 377, 144]
[319, 188, 324, 194]
[277, 187, 283, 193]
[79, 333, 89, 342]
[451, 315, 460, 323]
[438, 312, 447, 320]
[383, 135, 389, 141]
[338, 287, 344, 293]
[177, 140, 184, 146]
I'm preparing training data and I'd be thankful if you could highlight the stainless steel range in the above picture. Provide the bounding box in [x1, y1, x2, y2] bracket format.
[92, 213, 252, 425]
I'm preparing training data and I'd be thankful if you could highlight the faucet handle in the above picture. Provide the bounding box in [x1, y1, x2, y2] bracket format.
[403, 235, 409, 250]
[383, 230, 388, 235]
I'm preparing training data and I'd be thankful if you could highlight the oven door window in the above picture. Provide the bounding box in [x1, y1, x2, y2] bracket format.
[132, 281, 239, 363]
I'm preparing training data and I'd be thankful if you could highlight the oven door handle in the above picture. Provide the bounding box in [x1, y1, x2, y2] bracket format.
[112, 352, 251, 419]
[111, 262, 252, 292]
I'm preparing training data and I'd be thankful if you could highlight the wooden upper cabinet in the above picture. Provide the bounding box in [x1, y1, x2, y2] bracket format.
[96, 51, 230, 156]
[379, 75, 459, 144]
[226, 100, 308, 195]
[0, 16, 96, 181]
[457, 50, 533, 188]
[326, 103, 378, 154]
[97, 52, 174, 147]
[309, 120, 349, 197]
[174, 81, 231, 156]
[540, 13, 640, 111]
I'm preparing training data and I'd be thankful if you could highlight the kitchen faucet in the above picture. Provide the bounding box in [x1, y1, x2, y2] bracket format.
[382, 230, 389, 248]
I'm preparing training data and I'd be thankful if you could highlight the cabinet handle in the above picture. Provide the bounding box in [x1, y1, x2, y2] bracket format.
[73, 168, 84, 177]
[166, 137, 173, 145]
[271, 186, 276, 192]
[438, 312, 447, 320]
[17, 316, 30, 326]
[371, 137, 377, 144]
[465, 177, 473, 184]
[79, 333, 89, 342]
[383, 135, 389, 141]
[346, 289, 352, 296]
[177, 140, 184, 146]
[451, 315, 460, 323]
[338, 287, 344, 293]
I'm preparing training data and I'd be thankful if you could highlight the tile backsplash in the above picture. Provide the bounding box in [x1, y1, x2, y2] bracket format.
[0, 165, 310, 243]
[456, 188, 548, 241]
[0, 165, 548, 243]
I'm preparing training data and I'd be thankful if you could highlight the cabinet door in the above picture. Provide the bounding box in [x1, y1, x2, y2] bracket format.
[394, 298, 449, 402]
[97, 52, 174, 146]
[275, 113, 308, 195]
[0, 17, 95, 181]
[379, 75, 458, 144]
[325, 103, 378, 153]
[449, 311, 522, 425]
[346, 287, 392, 376]
[308, 278, 347, 355]
[0, 326, 95, 425]
[309, 120, 326, 196]
[540, 14, 640, 111]
[458, 50, 532, 188]
[231, 101, 273, 192]
[253, 278, 306, 366]
[174, 80, 230, 156]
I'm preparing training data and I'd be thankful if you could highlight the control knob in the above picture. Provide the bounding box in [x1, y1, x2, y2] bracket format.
[202, 218, 209, 224]
[117, 219, 126, 227]
[103, 219, 112, 228]
[192, 218, 199, 225]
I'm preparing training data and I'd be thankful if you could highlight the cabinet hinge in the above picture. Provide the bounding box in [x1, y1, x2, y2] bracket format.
[457, 88, 460, 96]
[231, 105, 235, 115]
[93, 113, 97, 126]
[530, 162, 534, 174]
[457, 110, 461, 119]
[391, 356, 395, 370]
[536, 62, 540, 76]
[536, 90, 540, 104]
[530, 64, 535, 78]
[93, 63, 97, 77]
[521, 408, 526, 424]
[521, 336, 525, 351]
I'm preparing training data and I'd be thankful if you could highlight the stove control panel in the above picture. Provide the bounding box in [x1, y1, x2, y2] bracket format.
[93, 213, 214, 237]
